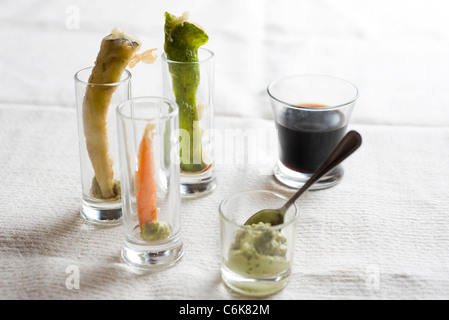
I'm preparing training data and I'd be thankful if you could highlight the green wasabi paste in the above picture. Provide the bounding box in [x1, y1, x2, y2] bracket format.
[140, 221, 170, 241]
[226, 222, 289, 278]
[91, 176, 121, 200]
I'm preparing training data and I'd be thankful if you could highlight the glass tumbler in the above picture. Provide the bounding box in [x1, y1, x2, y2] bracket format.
[268, 74, 358, 190]
[116, 97, 184, 270]
[219, 190, 299, 297]
[75, 66, 131, 226]
[161, 48, 216, 198]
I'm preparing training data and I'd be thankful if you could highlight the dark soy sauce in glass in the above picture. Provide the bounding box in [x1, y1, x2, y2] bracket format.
[276, 104, 347, 174]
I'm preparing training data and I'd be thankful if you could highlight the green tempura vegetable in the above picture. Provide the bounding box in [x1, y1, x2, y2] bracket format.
[164, 12, 209, 172]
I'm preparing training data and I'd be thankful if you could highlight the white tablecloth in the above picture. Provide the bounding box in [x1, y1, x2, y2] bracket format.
[1, 0, 448, 300]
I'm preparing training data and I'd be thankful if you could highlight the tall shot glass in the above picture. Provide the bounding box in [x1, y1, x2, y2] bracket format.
[161, 48, 216, 198]
[268, 74, 358, 190]
[116, 97, 184, 270]
[74, 67, 131, 225]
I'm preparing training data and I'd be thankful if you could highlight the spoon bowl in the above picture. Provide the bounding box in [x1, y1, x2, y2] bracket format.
[244, 130, 362, 226]
[244, 208, 284, 226]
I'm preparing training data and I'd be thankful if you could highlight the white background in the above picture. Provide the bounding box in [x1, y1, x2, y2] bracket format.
[0, 0, 448, 299]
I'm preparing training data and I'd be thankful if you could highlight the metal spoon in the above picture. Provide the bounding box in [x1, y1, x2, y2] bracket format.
[244, 130, 362, 226]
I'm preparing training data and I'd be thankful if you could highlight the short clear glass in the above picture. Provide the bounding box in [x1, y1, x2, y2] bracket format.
[74, 66, 131, 226]
[219, 190, 298, 297]
[116, 97, 184, 271]
[161, 48, 216, 198]
[268, 74, 358, 190]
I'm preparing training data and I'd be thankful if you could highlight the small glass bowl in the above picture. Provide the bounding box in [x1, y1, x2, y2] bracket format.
[219, 190, 299, 296]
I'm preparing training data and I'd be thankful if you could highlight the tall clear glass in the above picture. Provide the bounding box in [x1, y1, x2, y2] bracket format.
[161, 48, 216, 198]
[74, 66, 131, 226]
[116, 97, 184, 271]
[268, 74, 358, 190]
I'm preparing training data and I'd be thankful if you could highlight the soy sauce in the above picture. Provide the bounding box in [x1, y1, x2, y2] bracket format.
[276, 104, 347, 173]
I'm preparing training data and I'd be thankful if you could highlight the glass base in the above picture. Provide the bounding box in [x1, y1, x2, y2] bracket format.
[80, 200, 122, 226]
[221, 265, 291, 297]
[122, 238, 185, 271]
[180, 167, 216, 198]
[273, 161, 344, 190]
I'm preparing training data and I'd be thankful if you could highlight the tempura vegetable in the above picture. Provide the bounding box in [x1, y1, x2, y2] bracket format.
[164, 12, 209, 172]
[135, 123, 171, 242]
[135, 123, 158, 229]
[82, 28, 144, 199]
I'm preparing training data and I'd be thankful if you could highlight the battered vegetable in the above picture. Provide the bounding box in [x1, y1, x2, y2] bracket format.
[164, 12, 209, 172]
[135, 123, 158, 229]
[82, 28, 144, 199]
[135, 123, 170, 242]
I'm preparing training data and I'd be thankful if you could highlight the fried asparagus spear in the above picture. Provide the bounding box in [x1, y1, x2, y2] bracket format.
[164, 12, 209, 172]
[83, 28, 141, 199]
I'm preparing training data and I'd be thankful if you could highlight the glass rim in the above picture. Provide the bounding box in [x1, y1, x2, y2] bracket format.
[160, 47, 215, 64]
[74, 66, 132, 87]
[219, 189, 299, 230]
[116, 96, 179, 123]
[267, 73, 359, 111]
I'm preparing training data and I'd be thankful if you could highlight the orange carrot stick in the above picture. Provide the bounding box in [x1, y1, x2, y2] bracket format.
[135, 123, 158, 230]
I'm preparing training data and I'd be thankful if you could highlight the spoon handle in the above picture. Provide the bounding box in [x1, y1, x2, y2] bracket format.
[280, 130, 362, 211]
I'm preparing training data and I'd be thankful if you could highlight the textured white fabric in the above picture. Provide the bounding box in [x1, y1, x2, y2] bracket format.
[1, 0, 449, 300]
